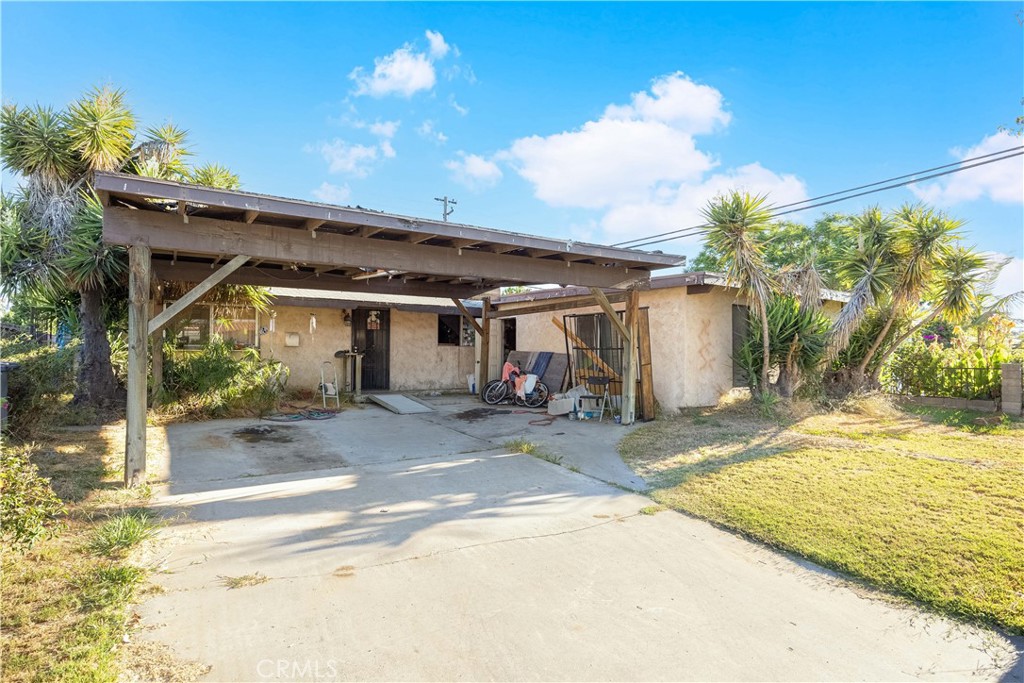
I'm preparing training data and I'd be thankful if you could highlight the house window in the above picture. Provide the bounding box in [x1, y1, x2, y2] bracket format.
[732, 304, 750, 388]
[169, 303, 259, 350]
[438, 314, 475, 346]
[569, 312, 622, 376]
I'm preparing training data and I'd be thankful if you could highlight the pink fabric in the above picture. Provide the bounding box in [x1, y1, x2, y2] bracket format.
[502, 361, 518, 382]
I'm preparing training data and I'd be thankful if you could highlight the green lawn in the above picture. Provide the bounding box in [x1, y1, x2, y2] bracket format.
[619, 399, 1024, 634]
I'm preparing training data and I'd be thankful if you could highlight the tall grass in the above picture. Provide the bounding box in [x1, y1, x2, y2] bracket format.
[88, 510, 159, 557]
[158, 337, 288, 419]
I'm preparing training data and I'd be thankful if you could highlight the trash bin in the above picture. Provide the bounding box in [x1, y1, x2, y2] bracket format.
[1, 362, 19, 432]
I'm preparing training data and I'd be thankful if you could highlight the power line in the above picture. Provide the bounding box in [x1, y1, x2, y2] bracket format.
[613, 145, 1024, 250]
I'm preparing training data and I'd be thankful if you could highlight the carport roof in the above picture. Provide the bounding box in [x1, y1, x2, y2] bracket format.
[97, 172, 684, 299]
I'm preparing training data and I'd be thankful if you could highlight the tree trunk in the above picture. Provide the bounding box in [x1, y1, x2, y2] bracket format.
[74, 287, 121, 404]
[869, 307, 943, 384]
[758, 298, 772, 395]
[853, 313, 898, 390]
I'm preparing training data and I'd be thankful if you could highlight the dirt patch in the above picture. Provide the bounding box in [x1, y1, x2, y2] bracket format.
[451, 407, 513, 422]
[120, 639, 212, 682]
[232, 425, 295, 444]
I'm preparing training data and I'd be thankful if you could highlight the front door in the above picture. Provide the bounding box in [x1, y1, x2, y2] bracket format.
[352, 308, 390, 391]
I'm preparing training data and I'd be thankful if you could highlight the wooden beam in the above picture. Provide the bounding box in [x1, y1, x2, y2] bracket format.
[452, 298, 484, 335]
[552, 316, 621, 380]
[150, 260, 491, 298]
[489, 292, 629, 319]
[621, 288, 641, 425]
[147, 254, 249, 335]
[638, 307, 655, 422]
[244, 209, 259, 224]
[125, 244, 151, 487]
[589, 288, 631, 341]
[305, 218, 325, 239]
[96, 172, 684, 269]
[149, 282, 164, 407]
[103, 207, 647, 289]
[478, 298, 491, 392]
[687, 284, 714, 295]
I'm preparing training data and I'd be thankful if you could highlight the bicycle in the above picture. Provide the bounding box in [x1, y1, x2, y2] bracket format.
[482, 374, 549, 408]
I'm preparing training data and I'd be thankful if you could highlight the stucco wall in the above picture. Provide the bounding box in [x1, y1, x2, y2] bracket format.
[261, 306, 350, 391]
[503, 288, 848, 410]
[389, 309, 475, 391]
[262, 305, 474, 393]
[497, 286, 765, 411]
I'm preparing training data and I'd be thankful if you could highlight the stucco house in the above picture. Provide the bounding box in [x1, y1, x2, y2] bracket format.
[486, 272, 848, 410]
[170, 273, 845, 410]
[167, 288, 482, 394]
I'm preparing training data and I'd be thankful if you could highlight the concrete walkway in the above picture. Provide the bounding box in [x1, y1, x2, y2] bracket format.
[140, 398, 1023, 682]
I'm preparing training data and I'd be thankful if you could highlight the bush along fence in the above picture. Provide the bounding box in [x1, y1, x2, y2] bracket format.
[883, 362, 1023, 415]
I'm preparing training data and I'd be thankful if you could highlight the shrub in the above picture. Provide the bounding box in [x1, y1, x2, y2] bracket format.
[159, 337, 288, 419]
[0, 445, 66, 550]
[1, 335, 78, 437]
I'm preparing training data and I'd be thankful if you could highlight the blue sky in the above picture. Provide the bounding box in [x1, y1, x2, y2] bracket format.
[2, 2, 1022, 296]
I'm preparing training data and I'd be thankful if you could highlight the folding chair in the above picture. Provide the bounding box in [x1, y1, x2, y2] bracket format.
[578, 376, 610, 422]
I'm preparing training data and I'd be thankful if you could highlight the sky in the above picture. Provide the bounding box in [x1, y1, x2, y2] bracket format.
[2, 1, 1022, 302]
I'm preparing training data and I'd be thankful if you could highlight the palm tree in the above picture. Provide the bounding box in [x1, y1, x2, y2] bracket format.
[868, 246, 991, 382]
[2, 88, 135, 402]
[702, 192, 777, 394]
[826, 205, 961, 390]
[1, 86, 252, 404]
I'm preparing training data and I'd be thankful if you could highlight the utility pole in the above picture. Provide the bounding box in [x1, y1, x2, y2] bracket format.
[434, 195, 457, 222]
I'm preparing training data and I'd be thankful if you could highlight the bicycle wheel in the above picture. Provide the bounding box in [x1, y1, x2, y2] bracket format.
[522, 381, 549, 409]
[482, 380, 508, 405]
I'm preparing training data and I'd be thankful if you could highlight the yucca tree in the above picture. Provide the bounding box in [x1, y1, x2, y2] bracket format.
[826, 204, 962, 389]
[868, 246, 991, 382]
[702, 192, 777, 394]
[1, 86, 248, 404]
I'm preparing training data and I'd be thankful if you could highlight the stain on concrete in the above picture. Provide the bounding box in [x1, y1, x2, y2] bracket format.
[451, 408, 513, 422]
[232, 425, 296, 444]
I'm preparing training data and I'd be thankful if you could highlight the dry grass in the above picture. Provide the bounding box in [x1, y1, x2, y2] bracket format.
[619, 397, 1024, 634]
[218, 572, 270, 589]
[1, 420, 170, 682]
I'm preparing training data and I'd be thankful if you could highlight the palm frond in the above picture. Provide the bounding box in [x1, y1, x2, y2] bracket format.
[65, 86, 136, 174]
[58, 191, 127, 291]
[189, 163, 241, 190]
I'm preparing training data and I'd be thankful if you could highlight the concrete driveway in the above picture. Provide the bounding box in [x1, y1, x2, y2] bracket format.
[140, 397, 1023, 682]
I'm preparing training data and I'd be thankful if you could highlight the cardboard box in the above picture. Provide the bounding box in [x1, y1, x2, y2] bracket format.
[547, 398, 575, 416]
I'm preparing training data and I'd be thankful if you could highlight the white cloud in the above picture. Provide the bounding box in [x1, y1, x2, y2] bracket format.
[312, 139, 381, 177]
[368, 120, 400, 139]
[989, 255, 1024, 319]
[477, 72, 806, 246]
[911, 131, 1024, 205]
[449, 94, 469, 116]
[312, 182, 352, 204]
[601, 163, 808, 244]
[445, 152, 503, 191]
[349, 31, 458, 99]
[350, 45, 436, 98]
[417, 120, 448, 145]
[425, 30, 450, 60]
[603, 71, 731, 134]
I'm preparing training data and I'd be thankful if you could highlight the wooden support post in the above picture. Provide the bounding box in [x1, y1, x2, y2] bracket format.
[551, 317, 621, 380]
[451, 298, 484, 335]
[149, 283, 164, 407]
[125, 244, 151, 487]
[589, 288, 631, 341]
[621, 288, 640, 425]
[638, 308, 656, 421]
[147, 254, 249, 336]
[478, 298, 491, 392]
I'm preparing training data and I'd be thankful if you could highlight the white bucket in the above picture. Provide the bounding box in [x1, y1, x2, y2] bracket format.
[467, 373, 476, 394]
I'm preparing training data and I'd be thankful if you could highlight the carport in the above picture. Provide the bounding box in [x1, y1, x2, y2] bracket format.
[96, 172, 683, 486]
